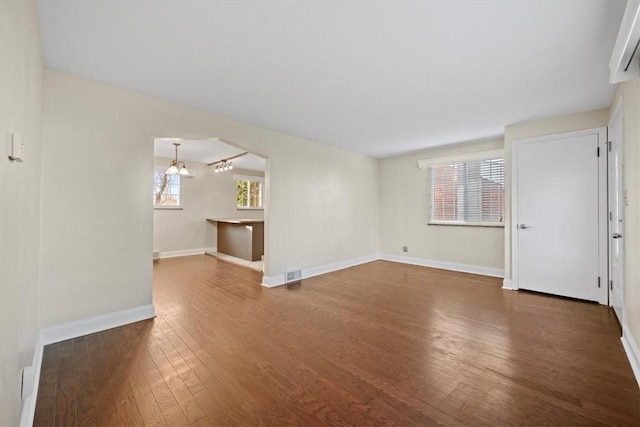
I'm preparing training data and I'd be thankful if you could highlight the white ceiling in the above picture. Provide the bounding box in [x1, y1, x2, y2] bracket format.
[38, 1, 626, 158]
[155, 138, 266, 172]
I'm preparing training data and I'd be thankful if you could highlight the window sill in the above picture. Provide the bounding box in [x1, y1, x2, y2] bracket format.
[154, 206, 183, 210]
[428, 221, 504, 228]
[237, 207, 264, 211]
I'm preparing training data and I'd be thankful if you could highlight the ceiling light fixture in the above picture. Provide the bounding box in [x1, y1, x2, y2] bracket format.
[166, 142, 190, 176]
[208, 151, 249, 173]
[214, 161, 234, 173]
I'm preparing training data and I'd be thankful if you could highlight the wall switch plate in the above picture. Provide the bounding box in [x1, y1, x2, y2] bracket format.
[8, 132, 24, 162]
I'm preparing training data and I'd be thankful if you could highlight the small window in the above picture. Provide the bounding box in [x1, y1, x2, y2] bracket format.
[426, 156, 504, 226]
[153, 166, 182, 209]
[236, 176, 263, 209]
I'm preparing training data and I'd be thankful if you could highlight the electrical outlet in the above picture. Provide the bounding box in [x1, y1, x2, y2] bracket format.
[402, 245, 408, 252]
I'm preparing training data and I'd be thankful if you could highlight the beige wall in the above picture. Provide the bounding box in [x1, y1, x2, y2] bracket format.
[379, 138, 505, 272]
[503, 108, 610, 281]
[40, 69, 380, 327]
[610, 80, 640, 349]
[152, 156, 263, 253]
[0, 1, 43, 425]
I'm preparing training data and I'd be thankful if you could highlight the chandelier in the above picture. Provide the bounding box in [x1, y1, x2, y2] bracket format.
[165, 143, 190, 176]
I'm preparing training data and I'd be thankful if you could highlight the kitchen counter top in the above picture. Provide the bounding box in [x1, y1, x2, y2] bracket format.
[206, 218, 264, 224]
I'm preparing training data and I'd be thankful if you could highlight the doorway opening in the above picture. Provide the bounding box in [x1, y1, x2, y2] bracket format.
[152, 137, 268, 273]
[511, 128, 608, 304]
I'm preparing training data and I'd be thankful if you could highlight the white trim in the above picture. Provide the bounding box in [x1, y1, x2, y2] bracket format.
[19, 304, 156, 426]
[608, 96, 625, 323]
[609, 0, 640, 83]
[261, 253, 379, 287]
[158, 247, 216, 259]
[380, 253, 504, 278]
[417, 149, 504, 168]
[40, 304, 156, 346]
[621, 325, 640, 388]
[261, 274, 285, 288]
[19, 333, 43, 427]
[502, 279, 515, 290]
[428, 220, 504, 228]
[511, 127, 608, 304]
[610, 95, 624, 130]
[262, 253, 505, 287]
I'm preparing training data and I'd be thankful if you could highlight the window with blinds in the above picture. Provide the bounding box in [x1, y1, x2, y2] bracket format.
[428, 157, 504, 226]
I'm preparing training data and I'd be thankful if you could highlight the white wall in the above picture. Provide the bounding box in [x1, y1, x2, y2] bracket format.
[610, 80, 640, 351]
[503, 108, 610, 281]
[152, 156, 263, 254]
[40, 69, 379, 327]
[0, 1, 43, 425]
[379, 138, 504, 272]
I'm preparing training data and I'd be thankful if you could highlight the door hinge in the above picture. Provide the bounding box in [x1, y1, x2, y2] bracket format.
[597, 146, 600, 157]
[607, 141, 612, 152]
[610, 211, 613, 221]
[598, 276, 601, 288]
[610, 280, 613, 291]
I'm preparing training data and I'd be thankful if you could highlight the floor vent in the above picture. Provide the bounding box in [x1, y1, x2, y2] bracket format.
[285, 269, 302, 283]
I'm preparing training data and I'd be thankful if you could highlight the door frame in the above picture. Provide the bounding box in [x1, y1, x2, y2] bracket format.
[511, 127, 608, 304]
[608, 96, 625, 321]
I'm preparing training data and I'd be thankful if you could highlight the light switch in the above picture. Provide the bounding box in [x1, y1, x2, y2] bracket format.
[8, 132, 24, 162]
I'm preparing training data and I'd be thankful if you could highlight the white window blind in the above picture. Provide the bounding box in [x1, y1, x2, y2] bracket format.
[428, 157, 504, 226]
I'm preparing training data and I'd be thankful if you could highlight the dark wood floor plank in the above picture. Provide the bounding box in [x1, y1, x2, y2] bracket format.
[72, 336, 97, 427]
[53, 339, 76, 427]
[34, 256, 640, 426]
[33, 343, 58, 427]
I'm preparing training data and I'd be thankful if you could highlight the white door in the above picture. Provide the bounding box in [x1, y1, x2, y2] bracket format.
[515, 132, 604, 302]
[609, 103, 624, 322]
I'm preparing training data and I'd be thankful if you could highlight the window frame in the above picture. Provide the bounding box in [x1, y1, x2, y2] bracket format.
[418, 149, 505, 228]
[153, 165, 183, 210]
[235, 174, 265, 210]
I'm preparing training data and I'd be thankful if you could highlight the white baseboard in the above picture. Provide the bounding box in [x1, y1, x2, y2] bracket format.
[158, 247, 216, 259]
[261, 253, 379, 287]
[261, 275, 285, 288]
[622, 325, 640, 388]
[40, 304, 156, 345]
[502, 279, 515, 290]
[19, 303, 155, 426]
[19, 332, 43, 427]
[379, 253, 504, 278]
[262, 253, 504, 287]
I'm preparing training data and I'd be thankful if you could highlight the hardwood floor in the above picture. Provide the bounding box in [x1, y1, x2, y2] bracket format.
[34, 256, 639, 426]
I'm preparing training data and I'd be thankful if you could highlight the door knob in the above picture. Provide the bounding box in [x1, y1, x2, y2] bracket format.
[518, 224, 531, 229]
[613, 233, 622, 239]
